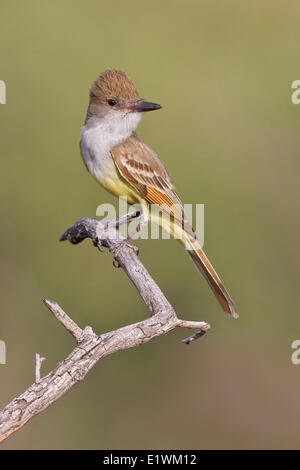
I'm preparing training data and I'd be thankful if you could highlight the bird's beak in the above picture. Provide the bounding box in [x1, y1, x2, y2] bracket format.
[129, 100, 162, 112]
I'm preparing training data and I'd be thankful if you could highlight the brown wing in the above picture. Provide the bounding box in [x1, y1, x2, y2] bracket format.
[111, 134, 238, 318]
[111, 132, 191, 228]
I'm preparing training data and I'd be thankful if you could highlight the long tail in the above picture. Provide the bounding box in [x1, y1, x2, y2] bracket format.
[184, 234, 239, 318]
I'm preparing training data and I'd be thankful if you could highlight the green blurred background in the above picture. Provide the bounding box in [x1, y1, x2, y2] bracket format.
[0, 0, 299, 450]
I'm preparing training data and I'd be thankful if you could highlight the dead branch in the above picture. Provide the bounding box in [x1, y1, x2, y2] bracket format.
[0, 217, 210, 443]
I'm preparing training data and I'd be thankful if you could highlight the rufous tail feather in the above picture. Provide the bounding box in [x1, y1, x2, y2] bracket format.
[184, 235, 239, 318]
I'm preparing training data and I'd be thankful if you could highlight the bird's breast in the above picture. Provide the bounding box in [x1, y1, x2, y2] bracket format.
[80, 123, 140, 203]
[80, 124, 119, 183]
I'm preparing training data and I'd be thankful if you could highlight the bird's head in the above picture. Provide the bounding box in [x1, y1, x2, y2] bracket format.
[86, 69, 161, 126]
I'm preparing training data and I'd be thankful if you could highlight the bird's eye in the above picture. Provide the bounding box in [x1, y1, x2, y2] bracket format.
[107, 99, 117, 106]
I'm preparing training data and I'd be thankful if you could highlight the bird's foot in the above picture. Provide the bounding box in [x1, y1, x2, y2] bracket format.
[92, 236, 103, 252]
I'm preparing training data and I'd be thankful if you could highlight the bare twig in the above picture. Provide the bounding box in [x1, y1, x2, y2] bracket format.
[43, 299, 83, 342]
[0, 217, 210, 443]
[35, 354, 45, 383]
[181, 329, 208, 344]
[176, 319, 210, 344]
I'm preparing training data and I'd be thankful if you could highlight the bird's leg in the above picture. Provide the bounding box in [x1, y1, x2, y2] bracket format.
[126, 215, 148, 242]
[111, 212, 148, 266]
[103, 209, 141, 231]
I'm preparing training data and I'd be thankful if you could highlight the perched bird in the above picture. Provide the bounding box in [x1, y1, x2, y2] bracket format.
[80, 69, 238, 318]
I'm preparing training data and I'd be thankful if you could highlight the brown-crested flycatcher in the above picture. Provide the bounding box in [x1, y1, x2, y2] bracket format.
[80, 69, 238, 318]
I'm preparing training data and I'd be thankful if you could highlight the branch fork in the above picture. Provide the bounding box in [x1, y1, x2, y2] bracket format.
[0, 217, 210, 443]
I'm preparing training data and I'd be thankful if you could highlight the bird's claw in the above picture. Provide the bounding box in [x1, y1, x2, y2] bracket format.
[93, 237, 103, 252]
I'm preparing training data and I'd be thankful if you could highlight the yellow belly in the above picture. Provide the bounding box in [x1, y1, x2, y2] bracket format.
[80, 138, 141, 205]
[99, 174, 141, 206]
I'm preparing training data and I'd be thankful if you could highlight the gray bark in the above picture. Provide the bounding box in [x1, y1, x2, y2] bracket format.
[0, 218, 209, 443]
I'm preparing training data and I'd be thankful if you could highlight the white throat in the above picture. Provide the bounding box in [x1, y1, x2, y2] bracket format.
[81, 110, 142, 158]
